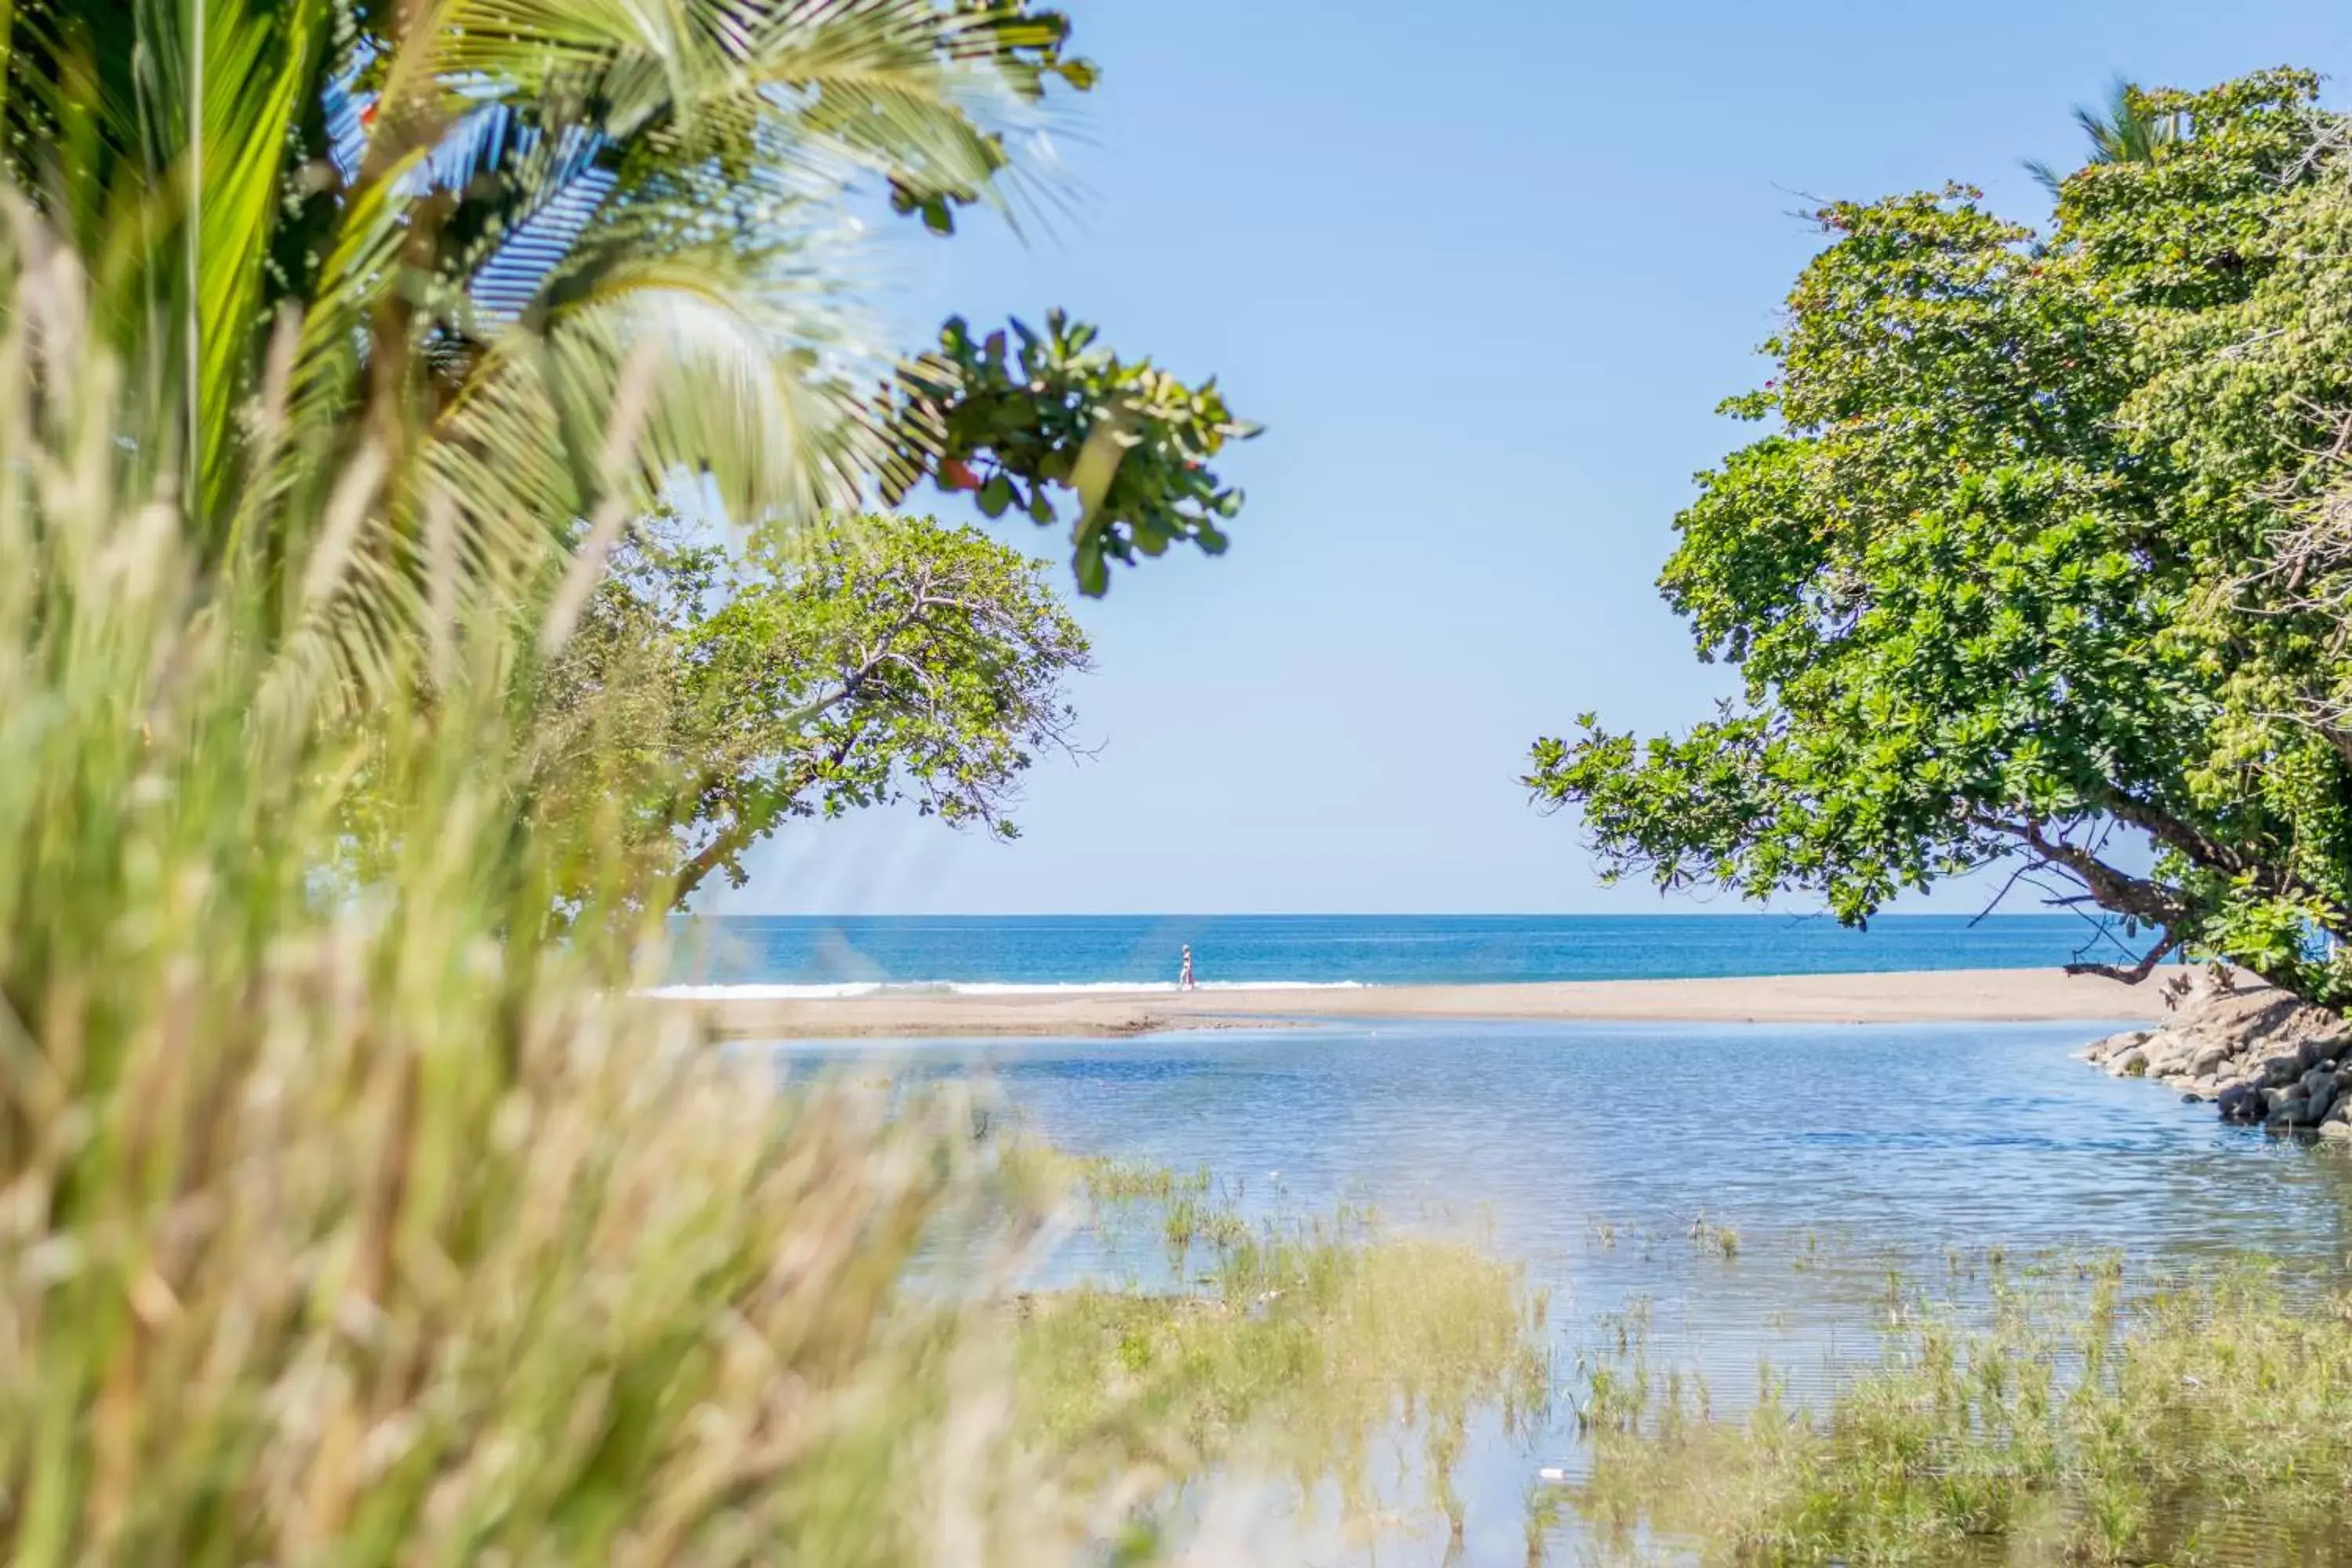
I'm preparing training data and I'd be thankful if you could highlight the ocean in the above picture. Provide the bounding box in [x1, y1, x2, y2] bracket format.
[660, 911, 2149, 996]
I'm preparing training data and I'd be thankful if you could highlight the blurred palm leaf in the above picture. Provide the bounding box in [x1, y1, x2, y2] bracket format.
[2027, 77, 2191, 196]
[1, 0, 1088, 670]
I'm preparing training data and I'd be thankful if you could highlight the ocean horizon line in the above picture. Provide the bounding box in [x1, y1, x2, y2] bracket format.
[679, 910, 2072, 922]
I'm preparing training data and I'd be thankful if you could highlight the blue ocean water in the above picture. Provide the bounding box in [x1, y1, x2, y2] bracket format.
[664, 912, 2153, 995]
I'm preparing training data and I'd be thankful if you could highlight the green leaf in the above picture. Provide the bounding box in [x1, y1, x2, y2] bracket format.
[881, 310, 1259, 594]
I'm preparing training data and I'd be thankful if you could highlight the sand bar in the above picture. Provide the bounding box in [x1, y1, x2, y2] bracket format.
[673, 967, 2170, 1040]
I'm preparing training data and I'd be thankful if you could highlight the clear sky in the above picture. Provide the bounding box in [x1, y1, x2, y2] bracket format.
[708, 0, 2352, 916]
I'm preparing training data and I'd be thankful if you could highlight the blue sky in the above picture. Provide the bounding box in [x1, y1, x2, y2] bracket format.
[709, 0, 2352, 916]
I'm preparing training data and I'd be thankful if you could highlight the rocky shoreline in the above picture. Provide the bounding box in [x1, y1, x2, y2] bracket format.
[2081, 982, 2352, 1138]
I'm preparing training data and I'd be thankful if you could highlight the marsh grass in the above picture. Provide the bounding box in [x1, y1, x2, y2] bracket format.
[0, 225, 1223, 1566]
[1019, 1200, 1555, 1551]
[0, 225, 1557, 1562]
[1566, 1257, 2352, 1565]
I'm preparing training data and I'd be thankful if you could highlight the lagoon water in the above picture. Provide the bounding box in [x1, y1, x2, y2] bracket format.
[729, 914, 2352, 1560]
[774, 1012, 2352, 1563]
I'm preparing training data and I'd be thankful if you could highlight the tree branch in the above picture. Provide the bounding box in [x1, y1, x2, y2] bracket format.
[2063, 929, 2183, 985]
[1967, 809, 2188, 927]
[673, 716, 877, 902]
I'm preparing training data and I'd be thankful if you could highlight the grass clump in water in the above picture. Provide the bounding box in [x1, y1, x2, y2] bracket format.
[1570, 1259, 2352, 1565]
[1687, 1213, 1742, 1259]
[1019, 1196, 1555, 1549]
[1073, 1155, 1210, 1206]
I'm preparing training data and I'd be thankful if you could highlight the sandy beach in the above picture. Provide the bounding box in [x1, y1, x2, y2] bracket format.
[672, 967, 2172, 1039]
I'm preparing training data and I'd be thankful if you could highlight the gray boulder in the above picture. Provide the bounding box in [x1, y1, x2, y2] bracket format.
[2081, 1029, 2151, 1063]
[2258, 1054, 2306, 1088]
[2265, 1097, 2311, 1129]
[2187, 1042, 2234, 1077]
[2217, 1083, 2266, 1123]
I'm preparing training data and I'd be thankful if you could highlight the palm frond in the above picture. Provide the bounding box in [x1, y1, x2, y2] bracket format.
[191, 0, 336, 528]
[2027, 75, 2191, 203]
[9, 0, 1097, 706]
[429, 236, 889, 541]
[368, 0, 1063, 575]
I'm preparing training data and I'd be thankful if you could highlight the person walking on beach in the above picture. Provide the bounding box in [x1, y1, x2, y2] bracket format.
[1178, 945, 1196, 991]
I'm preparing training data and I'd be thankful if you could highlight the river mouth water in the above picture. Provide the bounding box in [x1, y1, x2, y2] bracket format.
[773, 1018, 2352, 1563]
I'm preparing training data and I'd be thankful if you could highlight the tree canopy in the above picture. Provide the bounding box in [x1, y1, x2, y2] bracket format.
[539, 513, 1091, 904]
[1530, 67, 2352, 1003]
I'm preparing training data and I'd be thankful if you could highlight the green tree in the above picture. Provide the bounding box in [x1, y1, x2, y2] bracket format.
[540, 512, 1091, 902]
[1528, 68, 2352, 1001]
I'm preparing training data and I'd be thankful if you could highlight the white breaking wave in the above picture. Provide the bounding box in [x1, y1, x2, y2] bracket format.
[648, 982, 889, 1000]
[644, 979, 1367, 1000]
[937, 980, 1365, 996]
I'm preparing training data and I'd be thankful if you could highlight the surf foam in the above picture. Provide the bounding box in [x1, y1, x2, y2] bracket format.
[645, 979, 1368, 1000]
